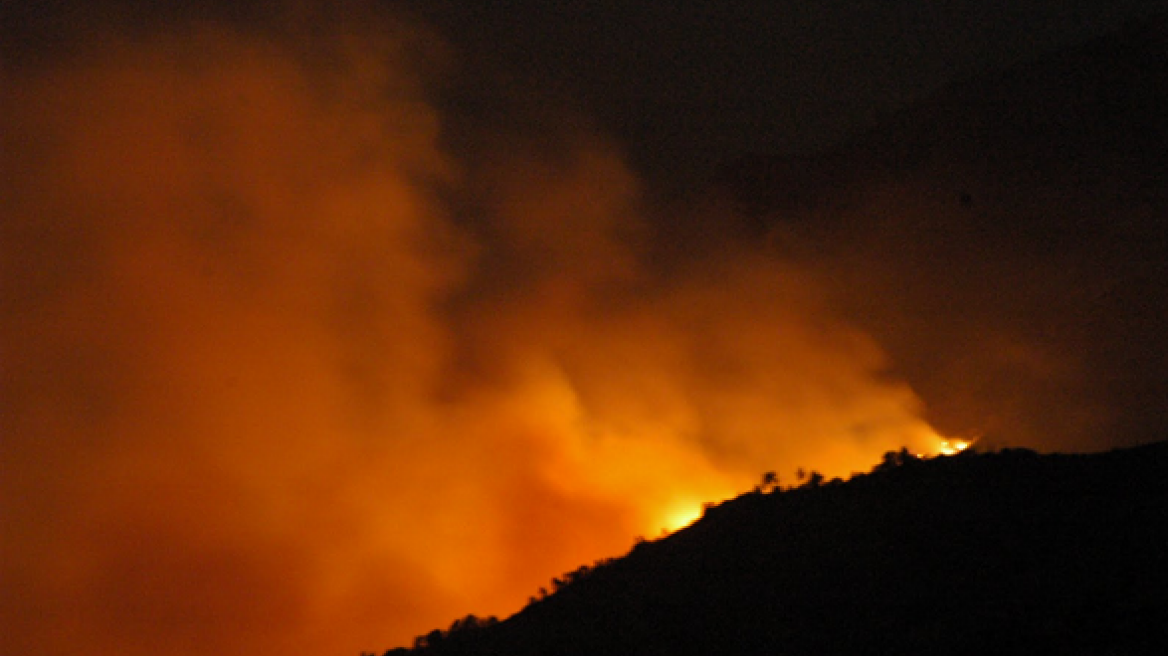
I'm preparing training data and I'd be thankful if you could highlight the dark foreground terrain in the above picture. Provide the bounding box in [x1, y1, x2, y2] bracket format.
[377, 441, 1168, 655]
[369, 18, 1168, 656]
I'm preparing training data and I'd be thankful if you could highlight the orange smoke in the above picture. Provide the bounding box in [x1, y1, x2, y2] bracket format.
[2, 6, 949, 656]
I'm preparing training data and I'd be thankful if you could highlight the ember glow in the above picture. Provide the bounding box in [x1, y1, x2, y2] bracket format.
[659, 499, 708, 534]
[2, 3, 1153, 656]
[937, 439, 974, 456]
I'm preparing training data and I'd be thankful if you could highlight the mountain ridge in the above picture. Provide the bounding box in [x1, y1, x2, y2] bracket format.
[705, 12, 1167, 220]
[376, 440, 1168, 655]
[369, 17, 1168, 655]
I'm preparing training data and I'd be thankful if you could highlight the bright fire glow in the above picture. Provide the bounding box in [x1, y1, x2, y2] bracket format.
[0, 12, 989, 656]
[660, 502, 705, 533]
[937, 438, 973, 456]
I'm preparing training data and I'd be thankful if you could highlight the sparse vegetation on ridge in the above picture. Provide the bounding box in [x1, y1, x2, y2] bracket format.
[375, 441, 1168, 655]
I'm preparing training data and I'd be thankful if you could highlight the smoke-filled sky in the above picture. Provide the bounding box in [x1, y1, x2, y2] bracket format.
[2, 2, 1166, 655]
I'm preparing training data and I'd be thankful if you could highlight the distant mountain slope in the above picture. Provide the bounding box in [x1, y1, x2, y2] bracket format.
[378, 441, 1168, 655]
[691, 14, 1168, 452]
[708, 13, 1167, 225]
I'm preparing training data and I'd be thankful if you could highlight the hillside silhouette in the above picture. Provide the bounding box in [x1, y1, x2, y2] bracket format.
[693, 13, 1168, 453]
[376, 441, 1168, 655]
[367, 19, 1168, 656]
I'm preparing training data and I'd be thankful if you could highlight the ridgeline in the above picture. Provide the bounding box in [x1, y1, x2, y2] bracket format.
[376, 442, 1168, 655]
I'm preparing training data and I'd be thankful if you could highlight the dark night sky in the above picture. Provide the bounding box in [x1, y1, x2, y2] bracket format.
[403, 0, 1168, 190]
[7, 0, 1167, 185]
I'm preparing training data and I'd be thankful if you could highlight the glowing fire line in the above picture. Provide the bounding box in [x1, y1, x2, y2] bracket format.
[936, 438, 973, 456]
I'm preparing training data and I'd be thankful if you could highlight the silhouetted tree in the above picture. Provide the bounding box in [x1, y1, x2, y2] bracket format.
[761, 471, 779, 492]
[414, 628, 444, 650]
[449, 614, 485, 634]
[564, 564, 592, 585]
[877, 448, 918, 472]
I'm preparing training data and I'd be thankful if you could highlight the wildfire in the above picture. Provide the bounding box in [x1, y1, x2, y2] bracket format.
[660, 501, 705, 533]
[937, 438, 973, 456]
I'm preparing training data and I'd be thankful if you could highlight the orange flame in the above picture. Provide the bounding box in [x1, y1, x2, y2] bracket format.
[1, 11, 969, 656]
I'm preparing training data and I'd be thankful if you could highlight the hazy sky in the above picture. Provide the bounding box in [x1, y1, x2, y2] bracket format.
[404, 0, 1168, 188]
[2, 2, 1165, 655]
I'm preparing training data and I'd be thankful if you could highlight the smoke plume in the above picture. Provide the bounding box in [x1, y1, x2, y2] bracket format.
[3, 4, 996, 655]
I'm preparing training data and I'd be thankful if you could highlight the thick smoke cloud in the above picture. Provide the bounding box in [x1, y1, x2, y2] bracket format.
[3, 5, 982, 655]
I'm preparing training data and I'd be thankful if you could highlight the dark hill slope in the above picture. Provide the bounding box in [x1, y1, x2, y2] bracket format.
[692, 15, 1168, 452]
[708, 14, 1167, 231]
[382, 442, 1168, 655]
